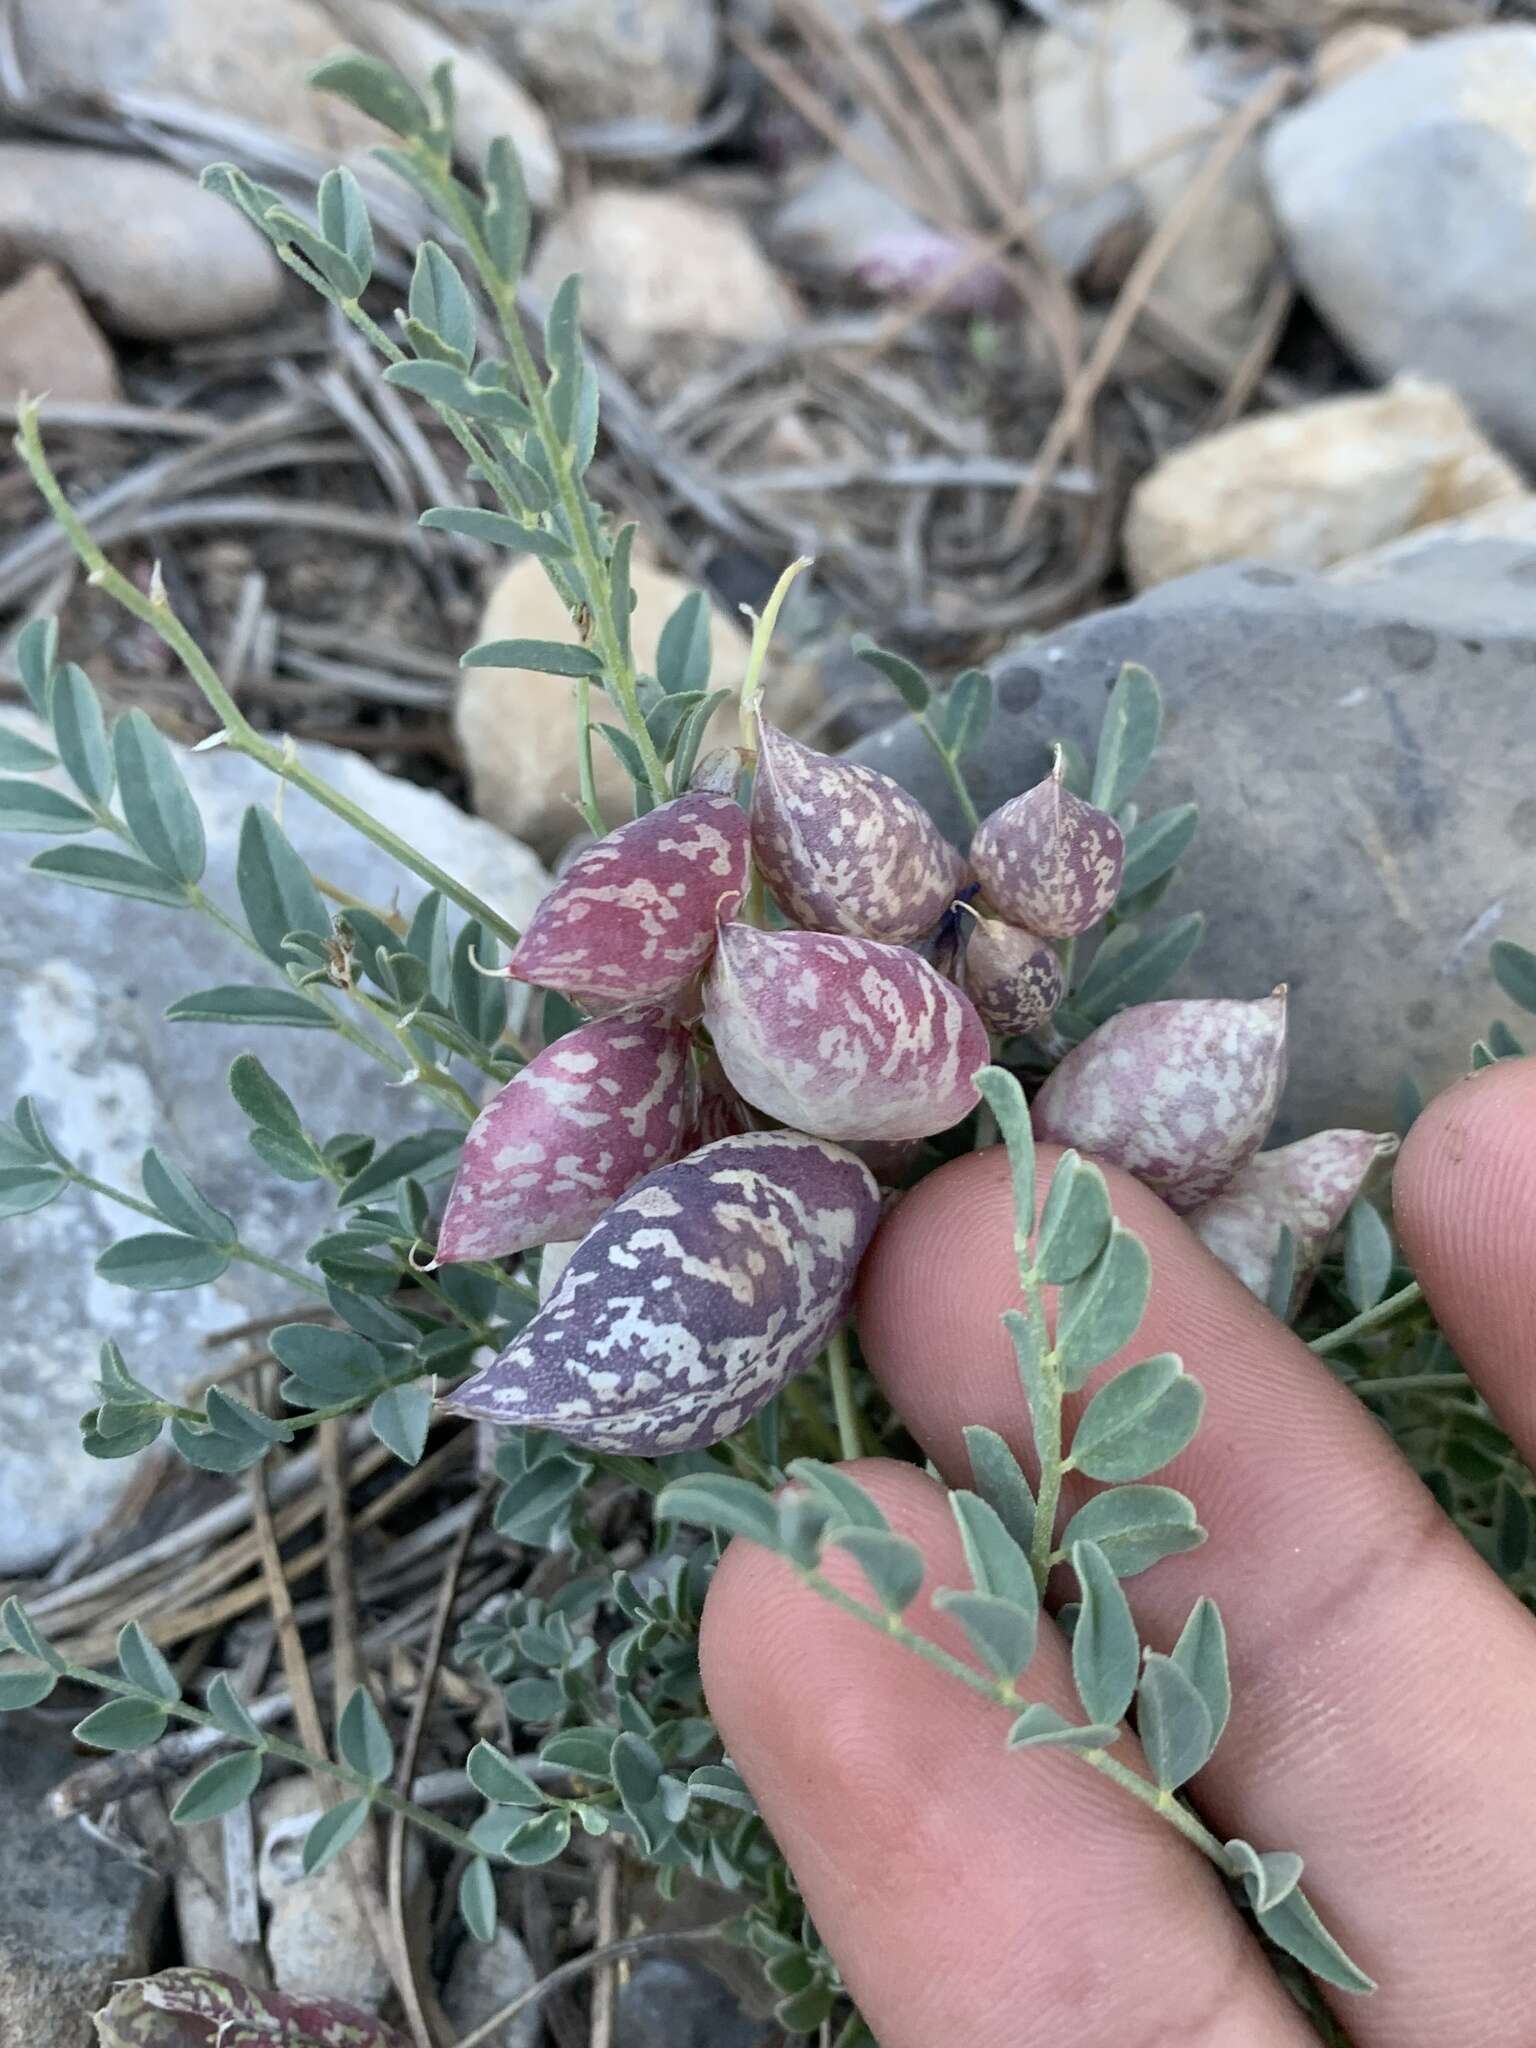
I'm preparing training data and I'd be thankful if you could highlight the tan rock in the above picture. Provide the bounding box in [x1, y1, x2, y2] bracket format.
[319, 0, 561, 205]
[999, 0, 1280, 348]
[528, 189, 799, 379]
[1124, 376, 1524, 589]
[0, 146, 284, 340]
[1315, 22, 1412, 94]
[1331, 491, 1536, 578]
[456, 556, 753, 855]
[0, 263, 121, 404]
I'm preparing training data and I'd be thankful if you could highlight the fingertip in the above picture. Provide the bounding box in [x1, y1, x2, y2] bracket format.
[1398, 1054, 1536, 1213]
[1395, 1056, 1536, 1454]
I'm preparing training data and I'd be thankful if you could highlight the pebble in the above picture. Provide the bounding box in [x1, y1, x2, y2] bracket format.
[0, 262, 121, 405]
[1125, 376, 1523, 589]
[0, 145, 283, 340]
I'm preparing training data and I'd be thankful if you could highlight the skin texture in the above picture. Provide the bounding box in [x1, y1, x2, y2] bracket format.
[701, 1058, 1536, 2048]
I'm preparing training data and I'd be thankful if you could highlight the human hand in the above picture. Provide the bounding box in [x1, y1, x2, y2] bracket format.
[701, 1059, 1536, 2047]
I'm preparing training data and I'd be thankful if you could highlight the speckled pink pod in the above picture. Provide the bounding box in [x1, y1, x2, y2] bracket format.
[1032, 993, 1288, 1213]
[962, 914, 1064, 1036]
[442, 1131, 880, 1452]
[436, 1009, 692, 1263]
[1189, 1127, 1398, 1304]
[971, 769, 1124, 939]
[506, 794, 750, 1006]
[751, 720, 966, 944]
[703, 922, 989, 1143]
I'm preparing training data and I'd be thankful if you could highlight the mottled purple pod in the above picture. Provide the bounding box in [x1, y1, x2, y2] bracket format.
[704, 922, 990, 1143]
[435, 1009, 692, 1264]
[443, 1131, 880, 1452]
[506, 793, 750, 1006]
[1033, 993, 1288, 1214]
[961, 912, 1064, 1036]
[751, 720, 967, 944]
[971, 760, 1124, 939]
[1189, 1128, 1398, 1305]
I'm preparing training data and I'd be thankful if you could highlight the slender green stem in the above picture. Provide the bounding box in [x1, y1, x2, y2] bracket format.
[349, 990, 479, 1123]
[1308, 1282, 1425, 1358]
[68, 1170, 325, 1298]
[1029, 1378, 1065, 1588]
[408, 152, 670, 804]
[54, 1661, 509, 1860]
[574, 674, 605, 835]
[826, 1328, 863, 1463]
[798, 1569, 1232, 1873]
[738, 556, 814, 760]
[15, 404, 524, 952]
[1349, 1371, 1472, 1401]
[916, 717, 981, 833]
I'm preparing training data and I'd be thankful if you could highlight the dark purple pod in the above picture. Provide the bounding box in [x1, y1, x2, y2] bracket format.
[442, 1131, 881, 1453]
[435, 1009, 693, 1264]
[506, 793, 750, 1007]
[1032, 993, 1288, 1214]
[961, 912, 1064, 1036]
[970, 760, 1124, 939]
[751, 720, 966, 945]
[1189, 1127, 1398, 1306]
[704, 922, 990, 1143]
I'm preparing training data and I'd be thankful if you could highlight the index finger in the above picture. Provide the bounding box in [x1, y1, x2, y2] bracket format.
[856, 1139, 1536, 2046]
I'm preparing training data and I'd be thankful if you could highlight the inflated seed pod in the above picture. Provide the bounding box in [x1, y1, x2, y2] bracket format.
[1032, 992, 1288, 1214]
[704, 922, 990, 1143]
[435, 1009, 692, 1264]
[1189, 1128, 1399, 1306]
[442, 1131, 881, 1453]
[970, 758, 1124, 939]
[751, 720, 967, 944]
[961, 912, 1064, 1036]
[506, 793, 749, 1007]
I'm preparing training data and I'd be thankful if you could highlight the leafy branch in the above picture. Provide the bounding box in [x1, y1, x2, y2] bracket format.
[659, 1066, 1374, 2000]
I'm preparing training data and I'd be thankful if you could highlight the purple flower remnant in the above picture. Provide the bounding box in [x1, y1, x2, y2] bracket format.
[961, 912, 1064, 1036]
[436, 1009, 692, 1264]
[1189, 1127, 1398, 1306]
[970, 761, 1124, 940]
[703, 922, 990, 1143]
[1032, 993, 1289, 1215]
[751, 719, 967, 945]
[504, 793, 750, 1007]
[442, 1131, 881, 1453]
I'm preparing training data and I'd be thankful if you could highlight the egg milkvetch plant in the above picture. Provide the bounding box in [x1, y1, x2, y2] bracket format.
[3, 43, 1493, 2032]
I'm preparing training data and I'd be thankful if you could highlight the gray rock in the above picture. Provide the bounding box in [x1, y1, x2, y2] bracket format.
[0, 146, 283, 342]
[257, 1775, 422, 2011]
[615, 1955, 769, 2048]
[434, 0, 721, 130]
[440, 1922, 541, 2048]
[0, 715, 546, 1571]
[845, 544, 1536, 1139]
[1264, 26, 1536, 463]
[0, 1726, 164, 2048]
[12, 0, 383, 160]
